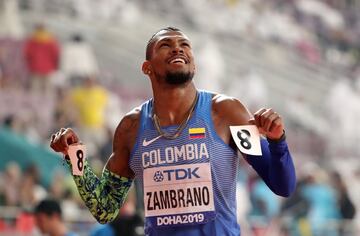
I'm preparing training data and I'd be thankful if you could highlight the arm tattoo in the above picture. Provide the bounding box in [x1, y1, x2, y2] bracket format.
[70, 160, 133, 224]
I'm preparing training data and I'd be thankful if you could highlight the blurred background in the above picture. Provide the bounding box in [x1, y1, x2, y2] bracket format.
[0, 0, 359, 235]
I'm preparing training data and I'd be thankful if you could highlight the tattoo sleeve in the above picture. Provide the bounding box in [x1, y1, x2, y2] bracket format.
[69, 160, 133, 224]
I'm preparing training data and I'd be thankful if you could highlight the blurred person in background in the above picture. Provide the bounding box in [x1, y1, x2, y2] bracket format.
[0, 28, 28, 88]
[0, 0, 24, 39]
[247, 174, 281, 236]
[280, 177, 311, 236]
[19, 164, 47, 210]
[48, 170, 68, 200]
[34, 198, 78, 236]
[24, 23, 60, 95]
[300, 164, 340, 236]
[350, 167, 360, 234]
[50, 27, 296, 236]
[60, 33, 99, 87]
[325, 77, 360, 157]
[330, 171, 356, 236]
[0, 161, 22, 206]
[68, 75, 109, 157]
[51, 87, 76, 134]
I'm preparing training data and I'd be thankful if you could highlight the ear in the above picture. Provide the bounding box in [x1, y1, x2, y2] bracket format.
[142, 61, 152, 75]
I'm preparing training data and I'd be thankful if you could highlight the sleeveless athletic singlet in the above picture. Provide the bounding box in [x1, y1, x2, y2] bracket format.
[129, 90, 241, 236]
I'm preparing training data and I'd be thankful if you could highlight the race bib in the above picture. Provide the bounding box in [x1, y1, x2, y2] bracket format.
[143, 163, 216, 227]
[64, 144, 86, 176]
[230, 125, 262, 156]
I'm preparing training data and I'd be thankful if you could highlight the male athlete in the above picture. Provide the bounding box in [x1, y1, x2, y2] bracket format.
[50, 27, 296, 236]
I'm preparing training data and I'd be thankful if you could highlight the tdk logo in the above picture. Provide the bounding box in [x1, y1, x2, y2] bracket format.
[153, 171, 164, 182]
[154, 167, 201, 182]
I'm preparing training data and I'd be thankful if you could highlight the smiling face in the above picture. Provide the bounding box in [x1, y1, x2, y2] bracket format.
[143, 29, 196, 85]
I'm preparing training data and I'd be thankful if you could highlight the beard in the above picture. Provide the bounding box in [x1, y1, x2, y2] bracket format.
[164, 71, 194, 85]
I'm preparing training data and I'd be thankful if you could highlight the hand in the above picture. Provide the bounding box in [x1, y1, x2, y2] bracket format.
[50, 128, 80, 154]
[250, 108, 284, 140]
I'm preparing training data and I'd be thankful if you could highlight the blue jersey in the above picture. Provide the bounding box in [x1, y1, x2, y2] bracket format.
[129, 90, 296, 236]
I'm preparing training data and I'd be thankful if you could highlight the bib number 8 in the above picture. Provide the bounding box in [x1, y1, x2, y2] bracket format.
[65, 144, 86, 176]
[77, 150, 84, 171]
[237, 129, 252, 150]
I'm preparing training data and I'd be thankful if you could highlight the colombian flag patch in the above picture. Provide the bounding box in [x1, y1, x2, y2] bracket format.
[189, 128, 206, 139]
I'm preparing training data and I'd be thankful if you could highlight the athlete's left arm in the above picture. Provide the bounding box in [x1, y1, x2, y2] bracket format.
[212, 95, 296, 197]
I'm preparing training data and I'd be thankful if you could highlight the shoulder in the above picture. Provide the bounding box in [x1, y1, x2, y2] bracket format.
[114, 106, 142, 141]
[212, 93, 246, 110]
[109, 106, 142, 177]
[211, 93, 251, 124]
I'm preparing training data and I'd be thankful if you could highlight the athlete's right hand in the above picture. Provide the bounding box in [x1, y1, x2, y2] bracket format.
[50, 128, 80, 154]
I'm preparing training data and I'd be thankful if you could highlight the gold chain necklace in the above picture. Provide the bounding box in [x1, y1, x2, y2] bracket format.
[152, 92, 199, 140]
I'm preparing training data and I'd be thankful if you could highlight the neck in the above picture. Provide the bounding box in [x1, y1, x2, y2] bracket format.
[152, 82, 197, 126]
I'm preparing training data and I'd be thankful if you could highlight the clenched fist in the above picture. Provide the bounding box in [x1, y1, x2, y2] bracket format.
[50, 128, 80, 154]
[250, 108, 285, 140]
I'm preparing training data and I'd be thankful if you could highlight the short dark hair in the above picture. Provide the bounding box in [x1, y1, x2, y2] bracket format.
[34, 199, 62, 218]
[145, 27, 182, 60]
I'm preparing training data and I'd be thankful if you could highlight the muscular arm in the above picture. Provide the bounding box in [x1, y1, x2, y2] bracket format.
[58, 109, 140, 224]
[211, 94, 296, 197]
[106, 108, 139, 178]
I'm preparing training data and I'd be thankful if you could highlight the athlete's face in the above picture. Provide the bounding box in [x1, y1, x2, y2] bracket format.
[143, 31, 195, 85]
